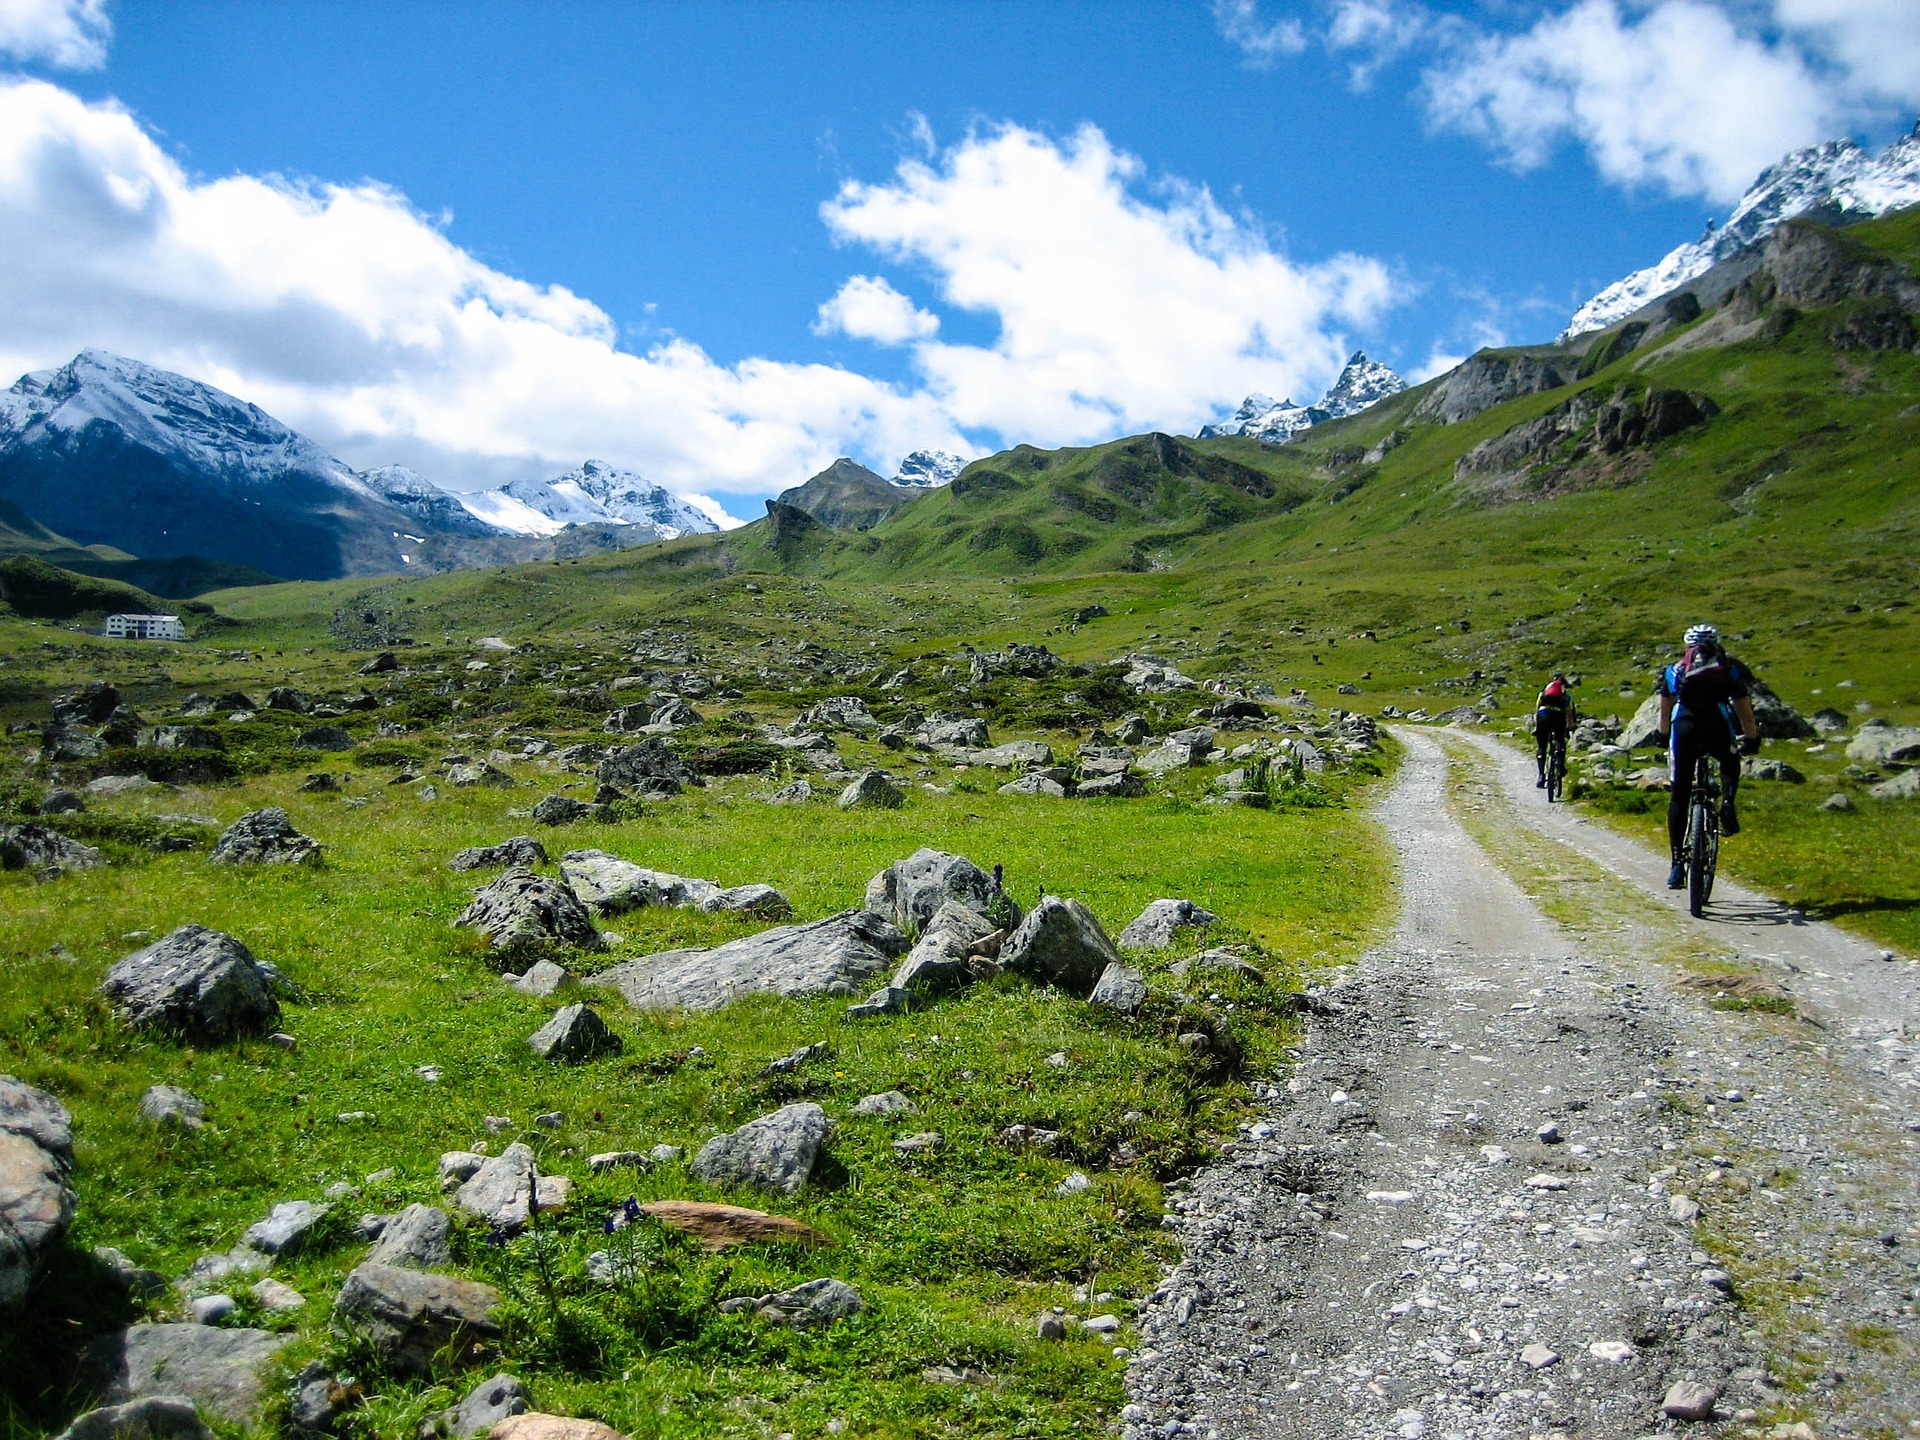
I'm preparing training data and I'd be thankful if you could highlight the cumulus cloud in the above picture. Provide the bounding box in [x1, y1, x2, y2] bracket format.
[0, 79, 1399, 510]
[1213, 0, 1307, 67]
[814, 274, 940, 344]
[0, 0, 109, 70]
[1236, 0, 1920, 206]
[823, 122, 1397, 441]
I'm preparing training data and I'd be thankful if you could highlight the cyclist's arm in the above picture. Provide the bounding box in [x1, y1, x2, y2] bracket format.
[1731, 696, 1758, 741]
[1656, 693, 1673, 736]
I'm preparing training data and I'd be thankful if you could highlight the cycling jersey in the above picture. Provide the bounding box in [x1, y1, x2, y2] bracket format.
[1655, 645, 1751, 746]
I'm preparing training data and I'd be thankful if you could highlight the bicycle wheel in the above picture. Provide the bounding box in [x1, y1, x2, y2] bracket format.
[1688, 759, 1719, 917]
[1546, 740, 1565, 803]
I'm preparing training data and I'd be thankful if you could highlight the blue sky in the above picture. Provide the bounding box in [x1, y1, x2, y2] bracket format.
[1, 0, 1915, 520]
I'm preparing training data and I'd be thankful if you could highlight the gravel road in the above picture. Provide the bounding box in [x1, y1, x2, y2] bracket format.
[1124, 727, 1920, 1440]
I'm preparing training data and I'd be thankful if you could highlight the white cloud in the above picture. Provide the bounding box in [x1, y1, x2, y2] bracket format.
[1421, 0, 1847, 203]
[0, 0, 108, 69]
[0, 79, 1400, 511]
[1774, 0, 1920, 106]
[1325, 0, 1432, 87]
[823, 122, 1397, 441]
[1213, 0, 1307, 67]
[814, 274, 939, 344]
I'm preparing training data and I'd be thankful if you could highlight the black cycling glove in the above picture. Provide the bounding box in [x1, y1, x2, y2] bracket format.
[1740, 732, 1761, 756]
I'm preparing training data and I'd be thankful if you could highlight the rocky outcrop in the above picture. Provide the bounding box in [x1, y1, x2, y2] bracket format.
[592, 911, 906, 1011]
[595, 739, 701, 798]
[1118, 899, 1219, 950]
[0, 823, 103, 876]
[559, 851, 789, 918]
[1001, 897, 1123, 997]
[864, 849, 1005, 934]
[0, 1076, 76, 1314]
[448, 837, 548, 873]
[1413, 353, 1567, 426]
[1453, 386, 1717, 500]
[77, 1325, 292, 1426]
[100, 927, 281, 1042]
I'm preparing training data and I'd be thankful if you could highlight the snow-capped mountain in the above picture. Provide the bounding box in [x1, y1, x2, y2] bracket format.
[1563, 122, 1920, 339]
[890, 449, 966, 488]
[366, 464, 500, 537]
[1198, 352, 1407, 444]
[460, 460, 719, 540]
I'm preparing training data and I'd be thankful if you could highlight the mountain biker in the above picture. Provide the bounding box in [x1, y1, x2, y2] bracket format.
[1534, 672, 1576, 788]
[1654, 623, 1762, 889]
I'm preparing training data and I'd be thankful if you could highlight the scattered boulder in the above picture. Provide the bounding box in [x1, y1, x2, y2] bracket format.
[1136, 727, 1215, 773]
[797, 696, 879, 733]
[1745, 757, 1805, 782]
[637, 1201, 824, 1252]
[242, 1200, 330, 1257]
[1118, 898, 1219, 950]
[250, 1278, 305, 1312]
[851, 1091, 915, 1117]
[51, 1397, 213, 1440]
[504, 960, 570, 998]
[558, 851, 789, 918]
[593, 910, 905, 1011]
[0, 1075, 76, 1314]
[1171, 949, 1265, 984]
[0, 823, 103, 876]
[1661, 1379, 1718, 1422]
[596, 740, 701, 798]
[968, 740, 1055, 769]
[209, 809, 321, 866]
[454, 868, 600, 955]
[265, 687, 310, 714]
[765, 779, 812, 805]
[448, 837, 549, 873]
[527, 1004, 621, 1064]
[77, 1325, 291, 1426]
[365, 1204, 452, 1271]
[999, 774, 1067, 797]
[719, 1277, 863, 1328]
[295, 726, 356, 752]
[913, 714, 990, 749]
[1820, 792, 1854, 812]
[844, 985, 908, 1019]
[52, 683, 122, 727]
[1076, 772, 1145, 798]
[332, 1263, 501, 1377]
[1870, 769, 1920, 801]
[837, 770, 904, 809]
[530, 796, 597, 827]
[1848, 723, 1920, 766]
[100, 927, 281, 1042]
[1000, 897, 1123, 996]
[359, 652, 398, 675]
[454, 1144, 571, 1233]
[491, 1416, 627, 1440]
[138, 1085, 204, 1130]
[691, 1103, 832, 1197]
[1120, 655, 1198, 693]
[449, 1375, 530, 1438]
[446, 762, 513, 789]
[864, 849, 1005, 934]
[891, 900, 996, 995]
[1088, 962, 1148, 1016]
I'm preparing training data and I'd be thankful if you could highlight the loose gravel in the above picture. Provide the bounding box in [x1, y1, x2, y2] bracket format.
[1124, 728, 1920, 1440]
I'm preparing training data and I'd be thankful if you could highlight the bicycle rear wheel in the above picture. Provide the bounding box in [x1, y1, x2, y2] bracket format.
[1546, 740, 1565, 803]
[1688, 759, 1719, 917]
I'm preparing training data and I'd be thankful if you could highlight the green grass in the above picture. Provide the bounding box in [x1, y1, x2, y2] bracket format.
[0, 737, 1391, 1438]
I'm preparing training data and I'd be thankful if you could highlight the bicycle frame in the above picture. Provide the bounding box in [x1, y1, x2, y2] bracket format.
[1685, 752, 1721, 916]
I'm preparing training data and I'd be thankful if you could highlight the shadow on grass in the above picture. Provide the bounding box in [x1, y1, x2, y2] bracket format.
[1794, 895, 1920, 923]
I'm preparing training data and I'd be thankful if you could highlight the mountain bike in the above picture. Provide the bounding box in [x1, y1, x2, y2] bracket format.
[1545, 731, 1568, 803]
[1682, 752, 1721, 918]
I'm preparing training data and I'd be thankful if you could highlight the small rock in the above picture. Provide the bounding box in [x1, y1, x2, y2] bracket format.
[189, 1294, 236, 1325]
[209, 809, 321, 866]
[1087, 961, 1148, 1015]
[366, 1204, 453, 1271]
[249, 1278, 306, 1312]
[587, 1151, 650, 1174]
[52, 1397, 213, 1440]
[1035, 1312, 1067, 1340]
[1820, 792, 1853, 811]
[740, 1277, 863, 1328]
[534, 1111, 564, 1130]
[852, 1091, 915, 1117]
[1117, 898, 1219, 950]
[1055, 1170, 1092, 1196]
[491, 1415, 626, 1440]
[1587, 1339, 1635, 1364]
[1536, 1122, 1561, 1145]
[892, 1131, 943, 1154]
[242, 1200, 330, 1256]
[1518, 1343, 1559, 1369]
[139, 1085, 206, 1129]
[1662, 1379, 1718, 1422]
[527, 1004, 621, 1063]
[691, 1103, 833, 1196]
[837, 769, 904, 809]
[1669, 1194, 1702, 1223]
[648, 1144, 683, 1163]
[332, 1263, 502, 1377]
[845, 985, 909, 1019]
[639, 1200, 823, 1251]
[449, 1373, 530, 1438]
[1699, 1267, 1734, 1294]
[1524, 1173, 1566, 1191]
[448, 837, 549, 872]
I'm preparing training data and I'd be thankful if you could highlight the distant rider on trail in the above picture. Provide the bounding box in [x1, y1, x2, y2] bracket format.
[1654, 623, 1762, 890]
[1534, 672, 1576, 788]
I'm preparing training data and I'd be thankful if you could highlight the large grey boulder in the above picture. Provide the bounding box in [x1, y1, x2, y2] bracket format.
[914, 714, 990, 749]
[52, 1396, 213, 1440]
[1001, 897, 1123, 996]
[241, 1200, 329, 1256]
[559, 851, 789, 918]
[0, 823, 103, 876]
[209, 809, 320, 866]
[1088, 962, 1149, 1016]
[332, 1263, 501, 1377]
[1618, 694, 1664, 749]
[1747, 682, 1815, 740]
[0, 1075, 76, 1314]
[891, 901, 996, 995]
[1118, 898, 1219, 950]
[1076, 772, 1145, 798]
[1120, 655, 1197, 693]
[77, 1325, 291, 1426]
[1136, 728, 1215, 774]
[967, 740, 1055, 769]
[864, 849, 1003, 934]
[454, 868, 599, 955]
[527, 1004, 621, 1063]
[454, 1144, 570, 1233]
[100, 927, 281, 1042]
[366, 1203, 452, 1271]
[1870, 768, 1920, 800]
[998, 775, 1067, 797]
[596, 739, 701, 797]
[448, 837, 548, 873]
[1848, 722, 1920, 766]
[798, 697, 879, 733]
[837, 770, 904, 809]
[593, 910, 906, 1011]
[691, 1103, 832, 1196]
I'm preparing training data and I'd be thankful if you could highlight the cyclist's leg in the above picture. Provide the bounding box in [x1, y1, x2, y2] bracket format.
[1667, 719, 1698, 884]
[1714, 730, 1742, 834]
[1535, 722, 1548, 784]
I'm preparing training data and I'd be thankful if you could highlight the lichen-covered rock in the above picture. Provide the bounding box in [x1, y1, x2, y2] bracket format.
[454, 1144, 570, 1232]
[691, 1104, 832, 1196]
[454, 868, 599, 955]
[366, 1203, 452, 1271]
[1000, 897, 1122, 997]
[100, 927, 281, 1042]
[448, 837, 548, 873]
[0, 1075, 76, 1315]
[559, 852, 789, 919]
[837, 770, 904, 809]
[596, 739, 701, 797]
[0, 823, 103, 876]
[593, 911, 904, 1011]
[209, 809, 320, 866]
[332, 1263, 501, 1377]
[1118, 898, 1219, 950]
[527, 1004, 621, 1064]
[863, 849, 1003, 934]
[1088, 962, 1149, 1015]
[77, 1325, 292, 1426]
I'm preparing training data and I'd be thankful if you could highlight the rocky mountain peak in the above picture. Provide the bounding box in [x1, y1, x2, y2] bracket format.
[1198, 353, 1407, 445]
[891, 450, 966, 488]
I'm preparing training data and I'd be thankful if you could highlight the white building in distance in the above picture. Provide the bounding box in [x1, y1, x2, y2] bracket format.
[103, 613, 185, 641]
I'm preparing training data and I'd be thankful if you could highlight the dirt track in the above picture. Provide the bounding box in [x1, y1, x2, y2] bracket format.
[1123, 727, 1920, 1440]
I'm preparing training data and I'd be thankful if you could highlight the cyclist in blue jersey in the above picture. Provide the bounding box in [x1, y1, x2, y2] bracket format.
[1654, 623, 1762, 889]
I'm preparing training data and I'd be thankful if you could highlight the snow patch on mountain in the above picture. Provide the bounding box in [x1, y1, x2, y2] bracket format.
[890, 449, 966, 488]
[1563, 123, 1920, 340]
[1198, 352, 1407, 444]
[460, 459, 721, 540]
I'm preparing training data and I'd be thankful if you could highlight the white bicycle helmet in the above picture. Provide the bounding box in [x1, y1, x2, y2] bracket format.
[1684, 622, 1719, 647]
